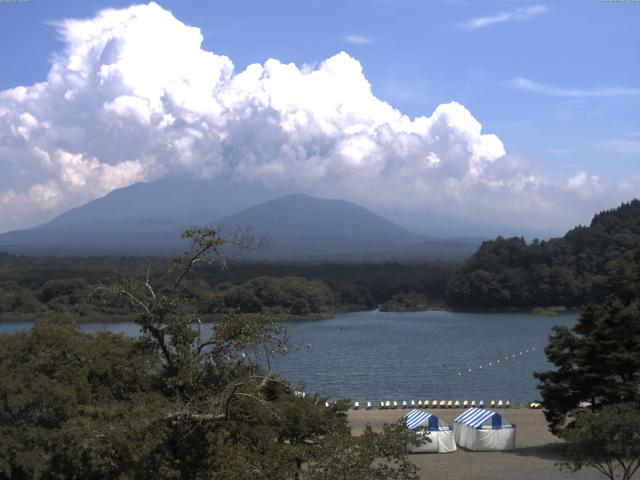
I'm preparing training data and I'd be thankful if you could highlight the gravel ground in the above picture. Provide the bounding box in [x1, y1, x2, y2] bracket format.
[348, 408, 603, 480]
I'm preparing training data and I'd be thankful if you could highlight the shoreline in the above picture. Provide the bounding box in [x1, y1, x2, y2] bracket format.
[0, 305, 580, 324]
[348, 409, 601, 480]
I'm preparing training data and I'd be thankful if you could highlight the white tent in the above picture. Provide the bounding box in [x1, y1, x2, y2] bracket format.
[453, 408, 516, 451]
[403, 409, 457, 453]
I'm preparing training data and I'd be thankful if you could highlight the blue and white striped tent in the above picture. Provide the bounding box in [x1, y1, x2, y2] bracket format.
[403, 410, 456, 453]
[455, 408, 504, 429]
[453, 408, 516, 451]
[404, 409, 440, 431]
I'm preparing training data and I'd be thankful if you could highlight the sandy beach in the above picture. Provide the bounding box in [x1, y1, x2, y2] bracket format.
[348, 408, 602, 480]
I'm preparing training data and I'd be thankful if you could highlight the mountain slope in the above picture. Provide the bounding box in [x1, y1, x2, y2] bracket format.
[0, 180, 481, 260]
[447, 199, 640, 307]
[215, 193, 428, 260]
[0, 177, 277, 255]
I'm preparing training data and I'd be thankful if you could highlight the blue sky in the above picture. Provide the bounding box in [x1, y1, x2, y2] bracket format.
[0, 0, 638, 235]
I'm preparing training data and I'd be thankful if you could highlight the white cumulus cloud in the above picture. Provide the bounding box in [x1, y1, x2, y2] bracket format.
[0, 2, 635, 235]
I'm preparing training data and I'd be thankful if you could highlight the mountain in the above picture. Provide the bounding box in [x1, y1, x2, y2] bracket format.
[216, 193, 416, 260]
[0, 178, 481, 260]
[216, 194, 482, 260]
[0, 176, 278, 255]
[447, 199, 640, 308]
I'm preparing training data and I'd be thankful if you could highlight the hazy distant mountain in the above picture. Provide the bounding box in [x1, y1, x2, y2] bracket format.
[0, 177, 278, 255]
[0, 178, 481, 260]
[215, 195, 481, 260]
[216, 193, 423, 260]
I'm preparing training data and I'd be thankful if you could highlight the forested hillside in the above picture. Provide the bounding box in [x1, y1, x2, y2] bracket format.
[0, 254, 456, 321]
[447, 200, 640, 308]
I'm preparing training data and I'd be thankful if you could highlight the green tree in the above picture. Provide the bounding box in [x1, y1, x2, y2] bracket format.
[559, 403, 640, 480]
[535, 250, 640, 434]
[0, 228, 419, 479]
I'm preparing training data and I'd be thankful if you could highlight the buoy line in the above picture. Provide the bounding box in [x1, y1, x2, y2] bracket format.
[455, 346, 537, 377]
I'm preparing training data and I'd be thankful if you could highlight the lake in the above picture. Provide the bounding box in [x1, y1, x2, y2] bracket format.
[0, 309, 577, 404]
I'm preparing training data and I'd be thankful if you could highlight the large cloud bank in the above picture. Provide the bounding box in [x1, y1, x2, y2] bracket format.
[0, 2, 634, 234]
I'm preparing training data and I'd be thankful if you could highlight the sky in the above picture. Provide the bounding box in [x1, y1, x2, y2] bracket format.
[0, 0, 638, 236]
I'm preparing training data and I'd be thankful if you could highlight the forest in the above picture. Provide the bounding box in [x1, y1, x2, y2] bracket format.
[447, 200, 640, 308]
[0, 253, 457, 321]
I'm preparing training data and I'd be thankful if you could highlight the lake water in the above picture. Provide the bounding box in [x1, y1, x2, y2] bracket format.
[0, 310, 577, 404]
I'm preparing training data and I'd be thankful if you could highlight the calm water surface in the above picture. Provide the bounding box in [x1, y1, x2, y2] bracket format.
[0, 310, 576, 404]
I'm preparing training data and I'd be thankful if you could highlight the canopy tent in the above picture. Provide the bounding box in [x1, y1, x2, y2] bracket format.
[403, 409, 457, 453]
[453, 408, 516, 451]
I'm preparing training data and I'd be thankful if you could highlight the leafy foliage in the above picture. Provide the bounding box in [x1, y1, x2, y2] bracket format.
[448, 200, 640, 307]
[204, 276, 339, 317]
[0, 228, 419, 479]
[0, 251, 456, 321]
[379, 292, 431, 312]
[535, 250, 640, 434]
[559, 403, 640, 480]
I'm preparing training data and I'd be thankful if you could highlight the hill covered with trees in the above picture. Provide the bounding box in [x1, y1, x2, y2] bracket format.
[0, 253, 456, 321]
[447, 200, 640, 308]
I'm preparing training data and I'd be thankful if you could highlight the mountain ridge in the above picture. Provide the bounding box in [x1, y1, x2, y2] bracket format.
[0, 178, 481, 260]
